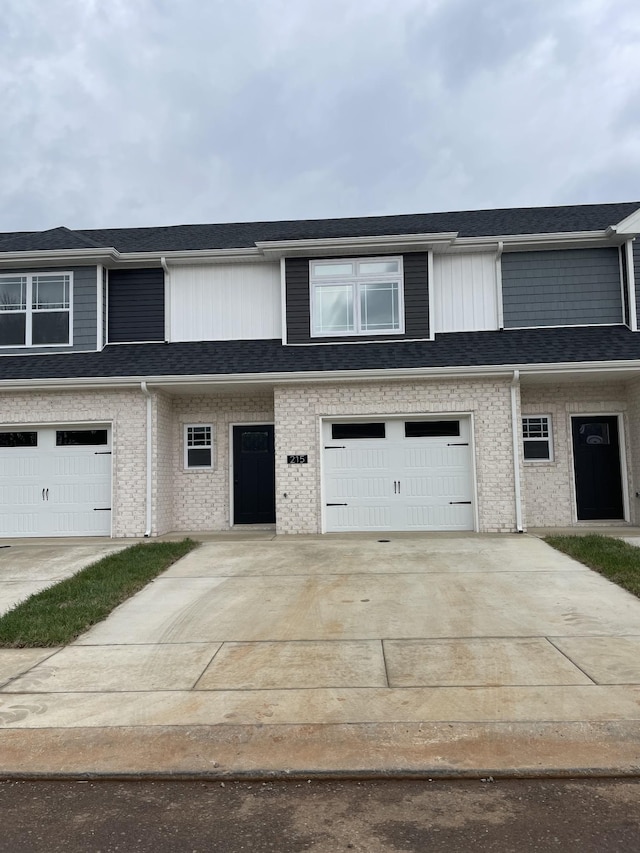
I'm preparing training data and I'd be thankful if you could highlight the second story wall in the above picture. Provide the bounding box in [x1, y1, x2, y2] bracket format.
[170, 262, 281, 342]
[108, 268, 165, 343]
[502, 247, 622, 328]
[433, 252, 499, 333]
[0, 265, 97, 355]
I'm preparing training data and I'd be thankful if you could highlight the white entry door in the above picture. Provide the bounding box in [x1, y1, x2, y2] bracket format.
[0, 426, 112, 537]
[323, 417, 474, 532]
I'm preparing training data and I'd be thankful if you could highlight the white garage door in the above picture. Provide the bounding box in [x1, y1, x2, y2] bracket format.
[323, 417, 474, 532]
[0, 426, 112, 537]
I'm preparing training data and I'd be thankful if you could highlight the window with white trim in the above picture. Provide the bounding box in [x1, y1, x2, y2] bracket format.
[184, 424, 214, 469]
[0, 273, 72, 347]
[522, 415, 553, 461]
[310, 257, 404, 337]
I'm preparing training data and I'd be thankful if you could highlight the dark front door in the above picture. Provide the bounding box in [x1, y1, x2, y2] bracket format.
[233, 425, 276, 524]
[572, 416, 624, 520]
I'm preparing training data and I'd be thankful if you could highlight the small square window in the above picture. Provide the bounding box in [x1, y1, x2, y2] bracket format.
[522, 416, 553, 461]
[184, 424, 214, 469]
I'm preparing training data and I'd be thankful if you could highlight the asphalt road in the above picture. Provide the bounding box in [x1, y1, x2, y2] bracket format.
[0, 778, 639, 852]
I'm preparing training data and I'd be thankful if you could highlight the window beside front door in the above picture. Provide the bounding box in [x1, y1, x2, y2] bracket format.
[184, 424, 214, 469]
[522, 415, 553, 461]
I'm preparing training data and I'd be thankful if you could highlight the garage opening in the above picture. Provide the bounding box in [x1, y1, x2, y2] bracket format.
[322, 416, 475, 532]
[0, 425, 112, 537]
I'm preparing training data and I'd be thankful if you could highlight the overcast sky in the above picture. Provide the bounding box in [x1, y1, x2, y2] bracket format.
[1, 0, 639, 231]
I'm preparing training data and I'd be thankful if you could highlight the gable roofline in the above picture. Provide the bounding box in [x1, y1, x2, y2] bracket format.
[0, 201, 638, 261]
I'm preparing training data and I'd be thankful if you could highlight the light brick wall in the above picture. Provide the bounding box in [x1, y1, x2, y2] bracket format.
[0, 388, 147, 537]
[169, 393, 274, 531]
[153, 391, 174, 535]
[520, 382, 631, 527]
[273, 378, 519, 534]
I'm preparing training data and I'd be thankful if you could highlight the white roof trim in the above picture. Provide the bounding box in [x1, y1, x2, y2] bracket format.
[609, 206, 640, 235]
[2, 359, 640, 391]
[255, 233, 459, 258]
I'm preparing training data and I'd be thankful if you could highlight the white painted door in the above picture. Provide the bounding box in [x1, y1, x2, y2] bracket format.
[0, 427, 112, 537]
[323, 418, 474, 532]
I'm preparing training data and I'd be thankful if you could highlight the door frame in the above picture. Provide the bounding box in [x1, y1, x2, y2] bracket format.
[569, 412, 629, 523]
[228, 421, 276, 527]
[0, 420, 114, 538]
[318, 411, 479, 534]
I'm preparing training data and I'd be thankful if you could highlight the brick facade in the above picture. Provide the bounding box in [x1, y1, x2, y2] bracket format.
[273, 377, 520, 534]
[520, 382, 633, 527]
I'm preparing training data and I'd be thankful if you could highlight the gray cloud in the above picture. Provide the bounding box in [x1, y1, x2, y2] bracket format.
[0, 0, 639, 231]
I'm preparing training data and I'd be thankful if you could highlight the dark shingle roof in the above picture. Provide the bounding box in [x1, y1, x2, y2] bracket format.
[1, 327, 639, 382]
[0, 202, 638, 254]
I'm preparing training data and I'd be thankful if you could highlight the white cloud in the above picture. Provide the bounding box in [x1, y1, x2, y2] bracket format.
[0, 0, 638, 230]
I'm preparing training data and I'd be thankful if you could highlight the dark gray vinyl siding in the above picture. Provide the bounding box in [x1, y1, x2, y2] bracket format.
[285, 253, 429, 344]
[108, 268, 165, 343]
[0, 265, 97, 354]
[502, 248, 623, 328]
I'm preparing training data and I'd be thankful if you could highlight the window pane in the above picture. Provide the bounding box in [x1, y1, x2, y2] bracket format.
[187, 426, 211, 447]
[578, 423, 610, 445]
[312, 262, 354, 277]
[405, 421, 460, 438]
[524, 440, 550, 460]
[0, 313, 26, 345]
[187, 448, 212, 467]
[0, 278, 26, 310]
[313, 284, 354, 334]
[522, 417, 549, 439]
[360, 281, 399, 331]
[32, 275, 69, 309]
[32, 311, 69, 345]
[358, 260, 399, 275]
[0, 431, 37, 448]
[331, 422, 386, 440]
[241, 431, 269, 453]
[56, 430, 108, 446]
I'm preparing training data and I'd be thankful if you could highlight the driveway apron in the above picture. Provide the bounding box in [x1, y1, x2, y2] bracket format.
[2, 533, 640, 777]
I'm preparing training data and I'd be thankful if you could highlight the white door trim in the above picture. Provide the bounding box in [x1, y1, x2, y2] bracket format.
[568, 412, 629, 523]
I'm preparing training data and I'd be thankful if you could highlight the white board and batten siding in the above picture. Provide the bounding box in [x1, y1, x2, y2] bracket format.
[433, 252, 499, 332]
[170, 262, 282, 341]
[322, 417, 475, 533]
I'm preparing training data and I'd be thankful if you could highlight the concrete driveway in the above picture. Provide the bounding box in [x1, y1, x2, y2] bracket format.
[1, 533, 640, 777]
[0, 539, 127, 617]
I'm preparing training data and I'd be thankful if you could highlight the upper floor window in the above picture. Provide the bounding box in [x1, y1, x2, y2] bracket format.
[310, 257, 404, 337]
[0, 273, 72, 347]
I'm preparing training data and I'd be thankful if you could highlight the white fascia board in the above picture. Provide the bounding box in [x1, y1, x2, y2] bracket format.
[255, 233, 459, 258]
[3, 359, 640, 392]
[453, 230, 617, 251]
[118, 247, 263, 265]
[609, 206, 640, 235]
[0, 248, 119, 266]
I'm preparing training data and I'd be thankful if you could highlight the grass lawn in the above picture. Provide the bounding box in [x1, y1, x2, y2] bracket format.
[0, 539, 198, 648]
[545, 534, 640, 598]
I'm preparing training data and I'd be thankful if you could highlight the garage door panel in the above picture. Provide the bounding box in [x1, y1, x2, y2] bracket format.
[323, 418, 474, 533]
[0, 427, 111, 538]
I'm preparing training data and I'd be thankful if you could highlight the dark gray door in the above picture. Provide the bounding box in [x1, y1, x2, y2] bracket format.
[233, 425, 276, 524]
[572, 416, 624, 520]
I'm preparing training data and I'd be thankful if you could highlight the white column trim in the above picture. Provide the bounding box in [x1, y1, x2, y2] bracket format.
[427, 249, 435, 340]
[96, 264, 103, 349]
[626, 239, 637, 331]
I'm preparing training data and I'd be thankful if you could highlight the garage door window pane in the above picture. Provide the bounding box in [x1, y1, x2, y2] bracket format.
[0, 431, 37, 447]
[331, 423, 386, 440]
[405, 421, 460, 438]
[56, 430, 108, 446]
